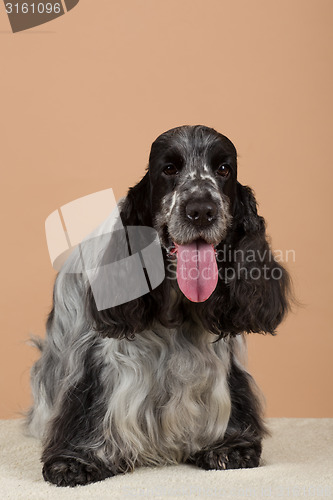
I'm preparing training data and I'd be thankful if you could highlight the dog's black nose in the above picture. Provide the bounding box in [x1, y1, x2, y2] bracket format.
[186, 199, 217, 226]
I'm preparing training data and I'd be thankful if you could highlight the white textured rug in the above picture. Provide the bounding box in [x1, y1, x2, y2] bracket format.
[0, 418, 332, 500]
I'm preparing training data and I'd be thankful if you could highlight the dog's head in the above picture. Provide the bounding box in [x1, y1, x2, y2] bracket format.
[148, 126, 237, 303]
[149, 125, 236, 248]
[90, 125, 291, 338]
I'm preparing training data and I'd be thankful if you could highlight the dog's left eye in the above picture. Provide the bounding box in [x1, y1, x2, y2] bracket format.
[163, 164, 179, 176]
[216, 164, 231, 177]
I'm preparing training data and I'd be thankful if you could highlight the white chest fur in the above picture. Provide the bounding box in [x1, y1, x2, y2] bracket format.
[97, 325, 234, 467]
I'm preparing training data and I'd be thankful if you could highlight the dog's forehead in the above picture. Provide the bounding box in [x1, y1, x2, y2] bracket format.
[150, 126, 236, 164]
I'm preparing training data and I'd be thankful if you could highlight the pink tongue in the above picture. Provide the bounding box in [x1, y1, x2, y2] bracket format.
[176, 241, 218, 302]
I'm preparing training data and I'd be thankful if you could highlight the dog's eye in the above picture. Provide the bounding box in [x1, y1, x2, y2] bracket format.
[216, 164, 231, 177]
[163, 164, 179, 176]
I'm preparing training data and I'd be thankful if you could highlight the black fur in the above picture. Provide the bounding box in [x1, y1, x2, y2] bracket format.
[41, 339, 115, 485]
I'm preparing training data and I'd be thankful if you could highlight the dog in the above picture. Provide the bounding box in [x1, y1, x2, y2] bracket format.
[27, 125, 290, 486]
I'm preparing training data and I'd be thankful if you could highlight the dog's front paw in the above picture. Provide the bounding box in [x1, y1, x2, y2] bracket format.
[191, 445, 261, 470]
[42, 456, 113, 487]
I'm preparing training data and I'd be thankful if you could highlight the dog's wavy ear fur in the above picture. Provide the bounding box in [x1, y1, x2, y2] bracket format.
[120, 172, 152, 226]
[235, 182, 266, 236]
[203, 182, 291, 337]
[86, 172, 157, 339]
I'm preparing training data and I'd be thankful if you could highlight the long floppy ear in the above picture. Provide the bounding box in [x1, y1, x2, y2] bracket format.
[86, 171, 164, 339]
[203, 182, 291, 336]
[234, 182, 266, 236]
[119, 172, 152, 226]
[229, 182, 290, 334]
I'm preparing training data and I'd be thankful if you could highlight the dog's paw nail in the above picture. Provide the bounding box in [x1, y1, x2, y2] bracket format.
[218, 457, 227, 469]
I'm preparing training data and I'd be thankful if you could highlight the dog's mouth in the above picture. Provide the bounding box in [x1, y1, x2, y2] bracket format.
[167, 238, 218, 303]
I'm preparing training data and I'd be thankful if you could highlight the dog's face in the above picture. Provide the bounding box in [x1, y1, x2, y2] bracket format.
[149, 125, 237, 250]
[147, 125, 238, 302]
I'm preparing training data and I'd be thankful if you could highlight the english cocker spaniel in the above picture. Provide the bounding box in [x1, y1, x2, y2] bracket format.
[27, 125, 290, 487]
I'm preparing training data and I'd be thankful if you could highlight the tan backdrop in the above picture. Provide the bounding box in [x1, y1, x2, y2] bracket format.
[0, 0, 332, 419]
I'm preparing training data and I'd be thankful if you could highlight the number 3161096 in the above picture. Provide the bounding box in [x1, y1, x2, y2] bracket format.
[5, 3, 62, 14]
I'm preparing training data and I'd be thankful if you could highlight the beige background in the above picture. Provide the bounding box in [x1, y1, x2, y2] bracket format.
[0, 0, 332, 419]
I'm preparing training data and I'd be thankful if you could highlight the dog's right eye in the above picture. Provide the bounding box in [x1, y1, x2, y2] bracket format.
[163, 164, 179, 176]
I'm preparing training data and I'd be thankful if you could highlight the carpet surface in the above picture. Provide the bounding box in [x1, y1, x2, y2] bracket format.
[0, 418, 332, 500]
